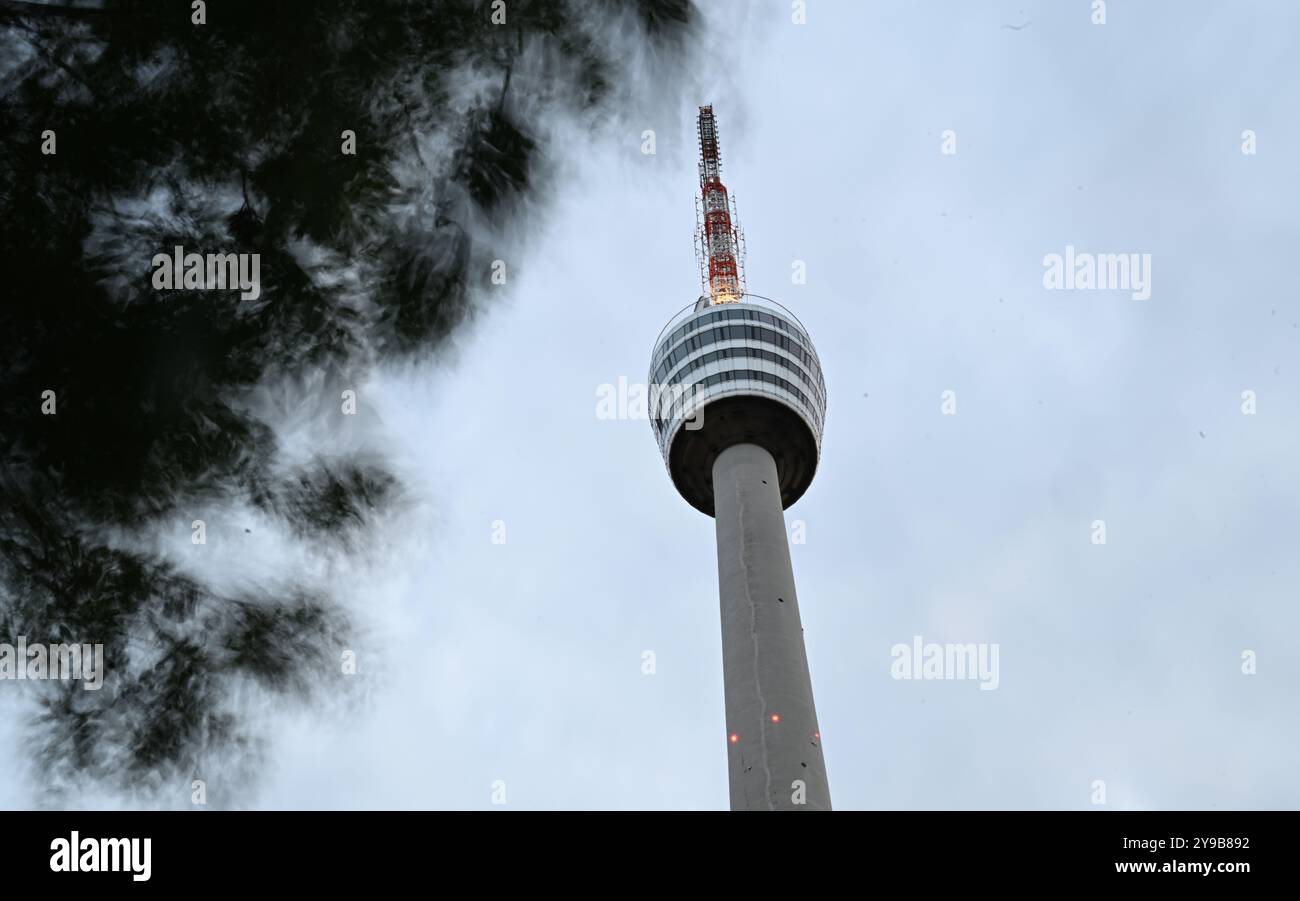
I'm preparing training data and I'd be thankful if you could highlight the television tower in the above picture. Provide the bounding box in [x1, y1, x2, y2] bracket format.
[649, 106, 830, 810]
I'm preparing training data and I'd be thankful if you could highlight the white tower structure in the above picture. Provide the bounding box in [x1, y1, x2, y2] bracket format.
[648, 107, 830, 811]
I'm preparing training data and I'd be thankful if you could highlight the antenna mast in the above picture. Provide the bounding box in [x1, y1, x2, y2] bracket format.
[695, 106, 746, 305]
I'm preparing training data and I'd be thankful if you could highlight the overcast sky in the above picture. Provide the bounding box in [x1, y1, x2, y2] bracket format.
[5, 0, 1298, 810]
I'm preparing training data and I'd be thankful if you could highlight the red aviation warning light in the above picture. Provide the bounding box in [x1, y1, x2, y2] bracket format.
[695, 105, 747, 305]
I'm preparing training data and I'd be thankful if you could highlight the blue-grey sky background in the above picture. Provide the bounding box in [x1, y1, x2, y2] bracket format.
[4, 0, 1298, 809]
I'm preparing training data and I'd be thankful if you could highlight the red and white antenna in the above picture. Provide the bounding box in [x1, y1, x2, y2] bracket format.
[695, 106, 746, 305]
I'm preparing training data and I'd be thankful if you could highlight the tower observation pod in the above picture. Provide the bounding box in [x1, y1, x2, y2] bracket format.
[648, 106, 830, 811]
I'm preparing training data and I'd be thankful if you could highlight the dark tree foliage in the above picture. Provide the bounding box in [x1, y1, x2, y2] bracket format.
[0, 0, 693, 803]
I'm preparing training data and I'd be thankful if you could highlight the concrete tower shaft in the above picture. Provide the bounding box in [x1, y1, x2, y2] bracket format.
[714, 443, 831, 810]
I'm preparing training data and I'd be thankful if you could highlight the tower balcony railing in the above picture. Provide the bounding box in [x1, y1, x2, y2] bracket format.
[651, 292, 815, 354]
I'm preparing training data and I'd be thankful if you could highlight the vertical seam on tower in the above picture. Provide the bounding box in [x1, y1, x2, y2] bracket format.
[736, 456, 774, 810]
